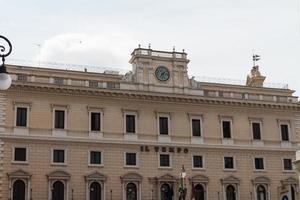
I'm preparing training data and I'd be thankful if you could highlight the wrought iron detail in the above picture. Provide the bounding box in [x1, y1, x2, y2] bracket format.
[0, 35, 12, 73]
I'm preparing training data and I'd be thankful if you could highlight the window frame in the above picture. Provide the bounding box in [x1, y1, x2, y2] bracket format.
[88, 150, 103, 167]
[124, 152, 139, 168]
[279, 122, 290, 142]
[251, 121, 262, 140]
[253, 157, 265, 171]
[11, 146, 28, 164]
[192, 154, 205, 170]
[51, 148, 67, 165]
[89, 111, 103, 132]
[157, 114, 171, 136]
[124, 112, 138, 134]
[223, 156, 235, 171]
[282, 158, 293, 172]
[221, 118, 233, 139]
[52, 107, 67, 130]
[158, 153, 172, 168]
[14, 104, 30, 128]
[190, 115, 203, 137]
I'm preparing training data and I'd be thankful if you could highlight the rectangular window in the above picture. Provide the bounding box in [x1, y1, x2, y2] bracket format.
[90, 151, 101, 165]
[222, 121, 231, 138]
[91, 112, 101, 131]
[160, 154, 170, 167]
[283, 158, 293, 171]
[125, 152, 137, 166]
[54, 110, 65, 129]
[89, 81, 98, 87]
[254, 158, 264, 170]
[281, 124, 289, 141]
[193, 155, 203, 168]
[126, 115, 136, 133]
[192, 119, 201, 137]
[252, 122, 261, 140]
[159, 117, 169, 135]
[224, 156, 234, 169]
[53, 149, 65, 163]
[16, 107, 27, 127]
[14, 147, 27, 162]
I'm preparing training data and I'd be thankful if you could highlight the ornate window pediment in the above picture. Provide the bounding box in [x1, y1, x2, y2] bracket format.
[8, 169, 31, 179]
[157, 173, 178, 182]
[221, 175, 240, 184]
[189, 174, 209, 183]
[121, 172, 143, 182]
[281, 177, 298, 185]
[47, 170, 70, 180]
[85, 171, 107, 181]
[252, 176, 270, 185]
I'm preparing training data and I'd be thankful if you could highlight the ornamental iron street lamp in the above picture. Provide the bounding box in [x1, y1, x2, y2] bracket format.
[0, 35, 12, 90]
[179, 165, 187, 200]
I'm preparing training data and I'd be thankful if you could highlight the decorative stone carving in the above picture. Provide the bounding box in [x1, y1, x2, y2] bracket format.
[246, 66, 266, 87]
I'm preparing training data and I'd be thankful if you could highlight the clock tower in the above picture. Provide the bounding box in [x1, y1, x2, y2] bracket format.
[126, 46, 190, 89]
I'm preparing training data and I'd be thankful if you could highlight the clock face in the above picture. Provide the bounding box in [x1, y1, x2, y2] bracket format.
[155, 66, 170, 82]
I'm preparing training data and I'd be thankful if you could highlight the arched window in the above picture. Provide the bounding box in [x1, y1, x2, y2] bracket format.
[226, 185, 236, 200]
[126, 182, 137, 200]
[161, 183, 173, 200]
[256, 185, 267, 200]
[13, 179, 26, 200]
[194, 184, 205, 200]
[90, 182, 101, 200]
[52, 181, 65, 200]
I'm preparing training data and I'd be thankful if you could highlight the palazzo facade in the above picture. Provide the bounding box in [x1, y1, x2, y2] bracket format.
[0, 47, 300, 200]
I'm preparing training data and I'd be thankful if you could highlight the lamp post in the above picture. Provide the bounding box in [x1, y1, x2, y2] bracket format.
[179, 165, 187, 200]
[0, 35, 12, 90]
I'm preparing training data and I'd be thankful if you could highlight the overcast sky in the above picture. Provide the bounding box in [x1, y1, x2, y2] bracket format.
[1, 0, 300, 95]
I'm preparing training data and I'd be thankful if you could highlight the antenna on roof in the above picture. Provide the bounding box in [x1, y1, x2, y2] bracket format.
[148, 43, 151, 49]
[173, 46, 175, 52]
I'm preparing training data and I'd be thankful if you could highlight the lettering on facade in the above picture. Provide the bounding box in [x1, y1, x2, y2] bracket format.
[140, 145, 189, 153]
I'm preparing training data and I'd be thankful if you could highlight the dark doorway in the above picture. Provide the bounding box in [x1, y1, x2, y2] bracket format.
[13, 180, 25, 200]
[90, 182, 101, 200]
[226, 185, 236, 200]
[126, 182, 137, 200]
[52, 181, 64, 200]
[291, 185, 296, 200]
[256, 185, 266, 200]
[126, 183, 137, 200]
[194, 184, 205, 200]
[161, 183, 173, 200]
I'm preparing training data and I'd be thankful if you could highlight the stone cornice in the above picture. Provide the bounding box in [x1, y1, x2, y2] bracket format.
[8, 82, 300, 111]
[0, 134, 298, 152]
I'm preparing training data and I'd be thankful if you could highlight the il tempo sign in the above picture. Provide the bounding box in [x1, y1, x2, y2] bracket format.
[140, 145, 189, 154]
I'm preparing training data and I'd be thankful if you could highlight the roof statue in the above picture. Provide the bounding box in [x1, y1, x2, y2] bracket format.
[246, 54, 266, 87]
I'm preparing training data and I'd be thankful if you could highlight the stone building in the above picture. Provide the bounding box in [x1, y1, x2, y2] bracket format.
[0, 47, 300, 200]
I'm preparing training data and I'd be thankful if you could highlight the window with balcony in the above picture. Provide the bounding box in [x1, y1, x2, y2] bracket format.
[16, 107, 27, 127]
[54, 110, 65, 129]
[280, 124, 289, 141]
[222, 120, 232, 138]
[252, 122, 261, 140]
[91, 112, 101, 131]
[159, 117, 169, 135]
